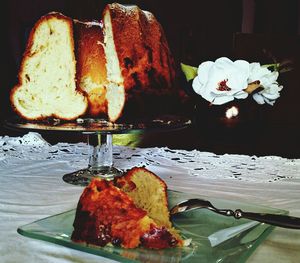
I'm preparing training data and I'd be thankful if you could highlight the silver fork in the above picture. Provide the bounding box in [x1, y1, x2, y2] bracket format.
[170, 198, 300, 229]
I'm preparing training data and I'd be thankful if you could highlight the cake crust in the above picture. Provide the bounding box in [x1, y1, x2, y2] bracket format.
[104, 3, 176, 92]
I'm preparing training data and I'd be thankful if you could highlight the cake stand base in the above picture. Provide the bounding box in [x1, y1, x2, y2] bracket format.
[62, 167, 123, 186]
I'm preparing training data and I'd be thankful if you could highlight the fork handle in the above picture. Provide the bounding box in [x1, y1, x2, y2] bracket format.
[234, 209, 300, 229]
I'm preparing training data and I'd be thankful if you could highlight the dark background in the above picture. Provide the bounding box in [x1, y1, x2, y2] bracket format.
[1, 0, 300, 157]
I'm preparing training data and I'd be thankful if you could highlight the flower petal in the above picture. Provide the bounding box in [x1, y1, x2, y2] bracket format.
[234, 90, 249, 99]
[197, 61, 214, 85]
[192, 76, 203, 95]
[213, 95, 234, 105]
[201, 90, 217, 103]
[252, 93, 265, 104]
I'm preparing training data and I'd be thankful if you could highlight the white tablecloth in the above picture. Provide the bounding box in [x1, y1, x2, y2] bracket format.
[1, 132, 300, 263]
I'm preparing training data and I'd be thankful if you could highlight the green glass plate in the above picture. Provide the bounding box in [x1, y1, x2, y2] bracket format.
[17, 190, 287, 263]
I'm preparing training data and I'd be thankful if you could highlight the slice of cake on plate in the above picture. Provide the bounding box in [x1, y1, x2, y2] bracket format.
[71, 167, 186, 249]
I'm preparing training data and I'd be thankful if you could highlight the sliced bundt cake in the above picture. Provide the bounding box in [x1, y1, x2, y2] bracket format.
[10, 3, 179, 123]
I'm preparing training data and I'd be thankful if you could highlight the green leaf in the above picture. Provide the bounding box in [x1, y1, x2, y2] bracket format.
[181, 63, 198, 81]
[113, 133, 143, 147]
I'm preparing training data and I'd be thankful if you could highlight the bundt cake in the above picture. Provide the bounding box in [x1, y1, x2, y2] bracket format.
[10, 3, 178, 123]
[10, 12, 88, 120]
[71, 167, 184, 249]
[74, 20, 107, 117]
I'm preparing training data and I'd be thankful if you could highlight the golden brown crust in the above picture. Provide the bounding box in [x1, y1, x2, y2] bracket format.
[72, 179, 148, 248]
[142, 11, 176, 89]
[118, 167, 168, 191]
[104, 3, 176, 94]
[9, 84, 24, 119]
[74, 20, 108, 117]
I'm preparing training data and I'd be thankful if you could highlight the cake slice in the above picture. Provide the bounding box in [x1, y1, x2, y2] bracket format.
[10, 12, 88, 120]
[74, 20, 107, 117]
[102, 5, 125, 122]
[116, 167, 173, 230]
[72, 167, 184, 249]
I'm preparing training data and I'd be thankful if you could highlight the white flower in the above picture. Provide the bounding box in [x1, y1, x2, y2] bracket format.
[189, 58, 284, 107]
[192, 57, 250, 105]
[248, 62, 283, 105]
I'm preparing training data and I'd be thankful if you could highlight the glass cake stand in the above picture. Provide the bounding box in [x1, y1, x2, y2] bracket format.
[5, 116, 191, 186]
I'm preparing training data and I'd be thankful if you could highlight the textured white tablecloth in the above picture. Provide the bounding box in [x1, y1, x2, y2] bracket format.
[0, 132, 300, 263]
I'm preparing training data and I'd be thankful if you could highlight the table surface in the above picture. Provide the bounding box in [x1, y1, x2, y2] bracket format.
[1, 132, 300, 263]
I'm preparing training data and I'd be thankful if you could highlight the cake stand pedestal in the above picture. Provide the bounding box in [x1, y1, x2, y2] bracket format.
[5, 116, 191, 186]
[63, 133, 122, 185]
